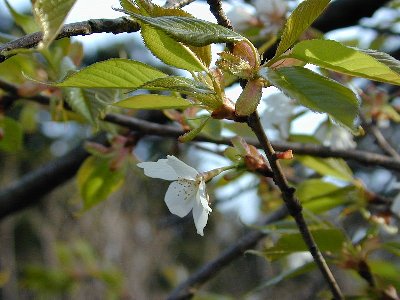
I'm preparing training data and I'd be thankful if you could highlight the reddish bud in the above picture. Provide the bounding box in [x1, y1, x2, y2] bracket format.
[233, 41, 258, 68]
[275, 150, 293, 160]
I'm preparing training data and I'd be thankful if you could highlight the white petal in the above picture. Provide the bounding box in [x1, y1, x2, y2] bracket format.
[164, 180, 197, 217]
[137, 159, 179, 180]
[198, 181, 212, 213]
[192, 182, 211, 236]
[166, 155, 198, 179]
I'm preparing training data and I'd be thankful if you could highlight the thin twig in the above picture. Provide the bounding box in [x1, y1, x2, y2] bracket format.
[167, 206, 288, 300]
[247, 112, 343, 300]
[206, 0, 233, 30]
[0, 18, 140, 62]
[0, 0, 196, 63]
[360, 114, 400, 160]
[103, 113, 400, 172]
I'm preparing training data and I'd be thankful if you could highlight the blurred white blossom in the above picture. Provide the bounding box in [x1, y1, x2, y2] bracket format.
[260, 92, 295, 140]
[137, 155, 211, 236]
[315, 123, 356, 150]
[228, 0, 287, 35]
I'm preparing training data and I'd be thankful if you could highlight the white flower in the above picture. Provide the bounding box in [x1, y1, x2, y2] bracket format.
[260, 92, 295, 140]
[137, 155, 212, 236]
[253, 0, 287, 17]
[227, 6, 255, 31]
[315, 123, 356, 150]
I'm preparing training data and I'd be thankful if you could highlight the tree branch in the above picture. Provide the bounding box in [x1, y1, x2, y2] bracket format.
[360, 114, 400, 160]
[103, 113, 400, 172]
[247, 112, 343, 300]
[0, 18, 140, 62]
[167, 206, 288, 300]
[0, 134, 106, 220]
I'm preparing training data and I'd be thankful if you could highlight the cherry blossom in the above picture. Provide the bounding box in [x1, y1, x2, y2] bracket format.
[137, 155, 212, 236]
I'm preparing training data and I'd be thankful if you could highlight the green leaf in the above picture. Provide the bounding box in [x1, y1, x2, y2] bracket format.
[0, 117, 23, 152]
[136, 3, 212, 70]
[141, 25, 207, 71]
[122, 12, 245, 46]
[77, 156, 125, 210]
[274, 0, 330, 58]
[296, 156, 353, 181]
[260, 67, 360, 132]
[33, 0, 77, 48]
[64, 88, 118, 124]
[296, 179, 356, 213]
[139, 76, 214, 95]
[56, 59, 167, 88]
[289, 39, 400, 85]
[368, 260, 400, 289]
[115, 94, 191, 109]
[179, 116, 210, 142]
[4, 0, 38, 34]
[259, 228, 346, 261]
[383, 242, 400, 257]
[252, 262, 316, 291]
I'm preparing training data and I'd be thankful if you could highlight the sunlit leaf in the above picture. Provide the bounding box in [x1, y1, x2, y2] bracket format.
[56, 59, 167, 88]
[179, 116, 210, 142]
[33, 0, 77, 48]
[77, 156, 125, 210]
[141, 25, 207, 71]
[260, 67, 360, 132]
[115, 94, 192, 109]
[274, 0, 330, 58]
[289, 39, 400, 85]
[138, 76, 213, 95]
[121, 12, 245, 46]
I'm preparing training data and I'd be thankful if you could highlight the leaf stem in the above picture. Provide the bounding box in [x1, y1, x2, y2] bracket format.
[247, 112, 344, 300]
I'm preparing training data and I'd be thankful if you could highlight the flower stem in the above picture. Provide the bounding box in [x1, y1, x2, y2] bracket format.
[247, 112, 344, 300]
[202, 165, 238, 182]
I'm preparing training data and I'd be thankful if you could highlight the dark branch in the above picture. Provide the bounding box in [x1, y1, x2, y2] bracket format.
[360, 114, 400, 160]
[103, 113, 400, 172]
[0, 18, 140, 62]
[167, 206, 288, 300]
[247, 112, 343, 300]
[0, 134, 106, 220]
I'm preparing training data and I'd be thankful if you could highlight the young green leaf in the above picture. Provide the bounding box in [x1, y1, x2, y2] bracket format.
[121, 12, 245, 46]
[138, 76, 214, 95]
[296, 156, 354, 182]
[0, 117, 23, 152]
[296, 179, 356, 213]
[77, 156, 125, 210]
[4, 0, 38, 34]
[260, 67, 360, 132]
[289, 39, 400, 85]
[56, 59, 167, 88]
[179, 116, 210, 142]
[251, 262, 316, 291]
[115, 94, 192, 109]
[141, 25, 208, 71]
[259, 228, 346, 261]
[64, 88, 118, 124]
[33, 0, 77, 48]
[274, 0, 330, 58]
